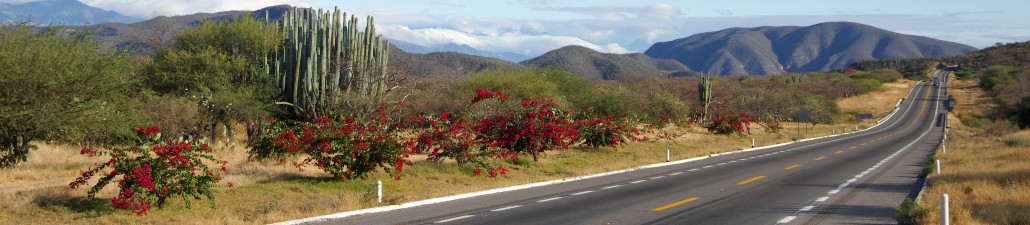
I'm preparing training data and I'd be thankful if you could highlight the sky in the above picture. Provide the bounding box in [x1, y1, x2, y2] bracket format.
[5, 0, 1028, 56]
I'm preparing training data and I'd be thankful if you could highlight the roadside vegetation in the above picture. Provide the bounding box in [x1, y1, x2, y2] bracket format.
[2, 9, 920, 224]
[905, 41, 1030, 224]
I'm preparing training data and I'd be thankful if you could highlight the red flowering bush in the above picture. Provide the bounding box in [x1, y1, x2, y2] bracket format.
[704, 113, 753, 136]
[248, 105, 411, 180]
[473, 98, 578, 162]
[574, 110, 643, 148]
[409, 112, 498, 167]
[70, 126, 226, 216]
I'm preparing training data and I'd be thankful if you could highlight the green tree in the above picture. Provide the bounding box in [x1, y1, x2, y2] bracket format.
[980, 65, 1015, 91]
[0, 23, 140, 167]
[144, 15, 282, 143]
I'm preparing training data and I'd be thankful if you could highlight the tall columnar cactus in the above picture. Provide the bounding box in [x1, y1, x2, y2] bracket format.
[270, 7, 390, 118]
[699, 73, 712, 120]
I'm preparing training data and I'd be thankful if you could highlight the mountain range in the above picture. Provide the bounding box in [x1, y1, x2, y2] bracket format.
[389, 39, 531, 62]
[8, 3, 980, 78]
[644, 22, 978, 75]
[0, 0, 139, 25]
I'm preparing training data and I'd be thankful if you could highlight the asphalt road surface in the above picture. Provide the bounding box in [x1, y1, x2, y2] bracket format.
[293, 70, 948, 225]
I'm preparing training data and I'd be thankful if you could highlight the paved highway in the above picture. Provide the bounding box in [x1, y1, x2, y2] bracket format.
[288, 70, 948, 225]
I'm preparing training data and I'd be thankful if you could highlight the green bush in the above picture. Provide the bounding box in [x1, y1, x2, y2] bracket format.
[1, 23, 140, 167]
[980, 65, 1015, 91]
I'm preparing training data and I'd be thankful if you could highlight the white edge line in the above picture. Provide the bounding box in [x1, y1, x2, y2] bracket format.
[571, 190, 594, 195]
[536, 197, 561, 203]
[490, 205, 522, 212]
[271, 85, 922, 225]
[777, 216, 797, 224]
[434, 215, 473, 223]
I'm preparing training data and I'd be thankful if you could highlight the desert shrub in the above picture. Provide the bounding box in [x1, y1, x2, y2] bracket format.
[138, 93, 204, 138]
[1003, 136, 1028, 147]
[70, 126, 227, 216]
[853, 78, 884, 95]
[575, 82, 642, 118]
[463, 69, 561, 102]
[980, 65, 1015, 91]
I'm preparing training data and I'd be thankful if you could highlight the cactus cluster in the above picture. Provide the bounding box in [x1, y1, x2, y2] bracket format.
[698, 73, 712, 120]
[270, 7, 390, 118]
[786, 73, 807, 84]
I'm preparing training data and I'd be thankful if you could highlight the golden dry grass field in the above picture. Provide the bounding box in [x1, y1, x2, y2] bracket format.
[0, 79, 917, 224]
[912, 76, 1030, 224]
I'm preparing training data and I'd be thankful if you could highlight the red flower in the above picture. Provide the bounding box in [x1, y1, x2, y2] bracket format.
[440, 112, 450, 121]
[80, 147, 97, 157]
[472, 89, 496, 103]
[136, 126, 159, 138]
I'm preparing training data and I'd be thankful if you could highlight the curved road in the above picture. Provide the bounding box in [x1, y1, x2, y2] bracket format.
[289, 70, 948, 225]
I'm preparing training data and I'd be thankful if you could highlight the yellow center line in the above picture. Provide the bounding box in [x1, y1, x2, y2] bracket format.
[784, 164, 801, 170]
[860, 143, 867, 146]
[652, 197, 700, 211]
[834, 150, 844, 154]
[850, 146, 858, 150]
[736, 176, 766, 185]
[814, 156, 826, 161]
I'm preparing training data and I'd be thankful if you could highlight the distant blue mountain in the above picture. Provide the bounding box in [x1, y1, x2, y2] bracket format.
[0, 0, 140, 25]
[388, 38, 532, 62]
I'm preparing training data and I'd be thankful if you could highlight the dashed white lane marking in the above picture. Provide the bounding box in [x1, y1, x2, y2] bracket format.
[602, 185, 622, 190]
[847, 178, 857, 183]
[828, 190, 839, 194]
[688, 168, 699, 172]
[717, 163, 727, 165]
[651, 176, 665, 180]
[777, 216, 796, 224]
[730, 160, 739, 163]
[490, 205, 522, 212]
[537, 197, 562, 203]
[630, 180, 646, 184]
[572, 190, 594, 196]
[669, 172, 683, 176]
[435, 215, 474, 223]
[800, 206, 814, 211]
[703, 165, 713, 168]
[815, 197, 829, 202]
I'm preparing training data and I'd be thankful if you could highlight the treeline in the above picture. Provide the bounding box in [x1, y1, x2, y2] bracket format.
[847, 56, 965, 80]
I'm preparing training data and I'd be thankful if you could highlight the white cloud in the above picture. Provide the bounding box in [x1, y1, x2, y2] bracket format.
[76, 0, 310, 18]
[380, 25, 628, 55]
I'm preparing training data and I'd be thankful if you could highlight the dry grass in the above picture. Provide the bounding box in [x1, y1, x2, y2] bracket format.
[0, 80, 913, 224]
[838, 79, 917, 121]
[913, 75, 1030, 225]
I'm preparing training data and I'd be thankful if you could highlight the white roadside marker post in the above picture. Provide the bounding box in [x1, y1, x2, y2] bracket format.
[936, 160, 941, 175]
[942, 194, 950, 225]
[751, 138, 755, 148]
[377, 180, 383, 203]
[666, 149, 670, 162]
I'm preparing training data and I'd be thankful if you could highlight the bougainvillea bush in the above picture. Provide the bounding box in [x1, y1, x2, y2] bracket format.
[248, 105, 411, 180]
[409, 112, 497, 166]
[70, 126, 227, 216]
[574, 110, 641, 148]
[704, 113, 753, 136]
[472, 97, 579, 162]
